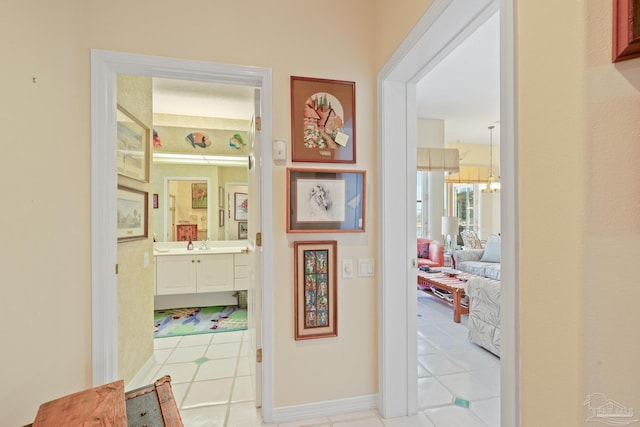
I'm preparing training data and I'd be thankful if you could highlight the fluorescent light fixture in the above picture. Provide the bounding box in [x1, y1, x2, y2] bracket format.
[153, 153, 248, 166]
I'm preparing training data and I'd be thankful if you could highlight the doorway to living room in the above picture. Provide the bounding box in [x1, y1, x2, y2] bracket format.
[377, 0, 519, 424]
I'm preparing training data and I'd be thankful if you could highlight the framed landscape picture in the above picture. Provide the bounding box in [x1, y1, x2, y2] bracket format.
[117, 185, 148, 242]
[116, 105, 150, 182]
[293, 240, 338, 340]
[286, 168, 366, 233]
[290, 76, 356, 163]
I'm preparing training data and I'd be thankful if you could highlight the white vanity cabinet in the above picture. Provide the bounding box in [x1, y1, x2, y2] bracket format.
[155, 253, 234, 295]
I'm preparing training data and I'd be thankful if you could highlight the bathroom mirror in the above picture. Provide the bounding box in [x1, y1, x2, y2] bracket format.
[143, 76, 252, 242]
[151, 165, 248, 242]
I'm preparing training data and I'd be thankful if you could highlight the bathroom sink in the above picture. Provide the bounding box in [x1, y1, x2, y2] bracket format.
[153, 247, 246, 255]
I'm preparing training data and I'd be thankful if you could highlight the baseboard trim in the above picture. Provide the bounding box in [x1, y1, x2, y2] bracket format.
[270, 394, 379, 423]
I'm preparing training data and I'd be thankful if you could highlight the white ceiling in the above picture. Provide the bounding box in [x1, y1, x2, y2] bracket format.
[416, 11, 500, 145]
[152, 11, 499, 146]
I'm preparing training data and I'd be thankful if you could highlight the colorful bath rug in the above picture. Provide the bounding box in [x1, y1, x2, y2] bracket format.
[154, 305, 247, 339]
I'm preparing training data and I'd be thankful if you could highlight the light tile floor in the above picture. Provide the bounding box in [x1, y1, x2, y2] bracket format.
[416, 290, 500, 427]
[129, 291, 499, 426]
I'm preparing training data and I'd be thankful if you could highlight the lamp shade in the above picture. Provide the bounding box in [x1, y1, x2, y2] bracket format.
[441, 216, 459, 236]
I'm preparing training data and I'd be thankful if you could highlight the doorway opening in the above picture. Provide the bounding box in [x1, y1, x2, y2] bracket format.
[377, 0, 519, 424]
[90, 50, 275, 420]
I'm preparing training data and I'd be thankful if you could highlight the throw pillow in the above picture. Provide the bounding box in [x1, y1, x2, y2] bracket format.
[480, 234, 501, 263]
[417, 241, 430, 259]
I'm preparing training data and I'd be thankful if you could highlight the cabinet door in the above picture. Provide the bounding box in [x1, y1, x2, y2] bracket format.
[234, 253, 249, 290]
[156, 255, 197, 295]
[197, 254, 234, 292]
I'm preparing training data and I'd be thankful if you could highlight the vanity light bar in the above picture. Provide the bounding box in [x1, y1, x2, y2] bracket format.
[153, 153, 248, 166]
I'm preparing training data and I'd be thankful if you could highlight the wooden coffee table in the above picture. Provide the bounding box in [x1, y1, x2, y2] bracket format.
[417, 270, 472, 323]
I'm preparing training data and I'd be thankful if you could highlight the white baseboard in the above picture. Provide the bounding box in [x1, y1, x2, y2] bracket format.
[270, 394, 379, 423]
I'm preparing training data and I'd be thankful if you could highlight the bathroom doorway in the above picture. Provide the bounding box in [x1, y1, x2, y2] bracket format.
[90, 50, 274, 417]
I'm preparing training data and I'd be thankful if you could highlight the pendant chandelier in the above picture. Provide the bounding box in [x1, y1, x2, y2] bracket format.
[483, 125, 498, 193]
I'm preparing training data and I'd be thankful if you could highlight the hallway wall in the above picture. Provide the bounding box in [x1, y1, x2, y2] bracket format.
[1, 0, 378, 424]
[3, 0, 639, 425]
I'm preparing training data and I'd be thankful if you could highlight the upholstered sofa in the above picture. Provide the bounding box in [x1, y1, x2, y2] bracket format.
[453, 249, 501, 281]
[416, 238, 444, 268]
[453, 235, 501, 356]
[463, 276, 501, 356]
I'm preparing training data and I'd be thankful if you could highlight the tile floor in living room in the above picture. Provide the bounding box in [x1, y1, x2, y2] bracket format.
[129, 291, 499, 426]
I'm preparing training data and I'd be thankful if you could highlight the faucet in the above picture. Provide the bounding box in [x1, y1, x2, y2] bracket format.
[200, 239, 209, 250]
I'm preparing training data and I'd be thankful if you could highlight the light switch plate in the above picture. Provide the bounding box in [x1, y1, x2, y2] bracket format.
[342, 259, 353, 279]
[273, 139, 286, 161]
[358, 258, 375, 277]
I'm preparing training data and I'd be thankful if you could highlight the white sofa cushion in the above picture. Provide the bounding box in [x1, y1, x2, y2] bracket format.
[480, 234, 501, 263]
[458, 261, 489, 277]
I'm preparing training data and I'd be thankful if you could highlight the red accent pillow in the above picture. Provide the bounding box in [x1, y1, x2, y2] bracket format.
[417, 241, 430, 259]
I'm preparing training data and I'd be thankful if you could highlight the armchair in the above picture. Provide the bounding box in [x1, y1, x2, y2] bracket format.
[460, 229, 484, 249]
[416, 238, 444, 268]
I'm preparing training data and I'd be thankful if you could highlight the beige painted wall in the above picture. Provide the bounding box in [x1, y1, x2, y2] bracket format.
[2, 0, 377, 424]
[517, 1, 586, 425]
[3, 0, 638, 425]
[1, 4, 90, 424]
[374, 0, 434, 70]
[584, 0, 640, 423]
[446, 141, 501, 168]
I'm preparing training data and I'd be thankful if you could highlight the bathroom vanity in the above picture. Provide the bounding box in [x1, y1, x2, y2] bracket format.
[153, 242, 248, 309]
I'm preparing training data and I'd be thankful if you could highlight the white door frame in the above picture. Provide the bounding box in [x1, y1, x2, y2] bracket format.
[377, 0, 520, 424]
[89, 50, 275, 420]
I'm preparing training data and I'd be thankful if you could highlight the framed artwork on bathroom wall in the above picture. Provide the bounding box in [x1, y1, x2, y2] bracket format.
[238, 221, 248, 239]
[117, 185, 148, 242]
[293, 240, 338, 340]
[191, 182, 208, 209]
[290, 76, 356, 163]
[613, 0, 640, 62]
[286, 168, 366, 233]
[234, 192, 248, 221]
[116, 105, 150, 183]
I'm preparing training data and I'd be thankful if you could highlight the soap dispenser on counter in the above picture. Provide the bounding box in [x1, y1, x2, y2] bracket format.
[187, 239, 194, 250]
